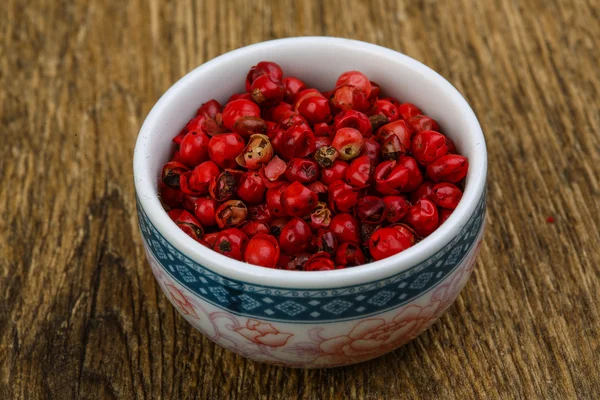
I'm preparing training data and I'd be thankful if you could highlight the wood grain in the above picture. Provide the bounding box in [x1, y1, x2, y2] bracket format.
[1, 0, 599, 398]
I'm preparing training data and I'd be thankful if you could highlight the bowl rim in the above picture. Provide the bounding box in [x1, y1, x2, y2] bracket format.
[133, 36, 487, 290]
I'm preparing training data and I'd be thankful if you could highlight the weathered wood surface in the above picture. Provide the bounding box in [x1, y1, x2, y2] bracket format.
[1, 0, 599, 398]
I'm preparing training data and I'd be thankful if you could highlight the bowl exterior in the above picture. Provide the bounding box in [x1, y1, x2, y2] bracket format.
[137, 192, 485, 368]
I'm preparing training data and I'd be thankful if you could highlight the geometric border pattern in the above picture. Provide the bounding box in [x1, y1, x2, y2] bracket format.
[137, 192, 486, 322]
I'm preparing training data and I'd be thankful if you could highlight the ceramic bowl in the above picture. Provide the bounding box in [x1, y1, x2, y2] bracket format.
[133, 37, 487, 368]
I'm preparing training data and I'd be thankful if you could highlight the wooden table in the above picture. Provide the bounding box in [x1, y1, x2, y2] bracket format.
[1, 0, 599, 398]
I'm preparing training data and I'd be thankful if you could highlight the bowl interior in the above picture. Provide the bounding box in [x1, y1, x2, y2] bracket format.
[134, 37, 486, 289]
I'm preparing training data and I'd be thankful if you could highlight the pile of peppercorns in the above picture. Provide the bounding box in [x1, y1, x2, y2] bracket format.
[159, 62, 468, 271]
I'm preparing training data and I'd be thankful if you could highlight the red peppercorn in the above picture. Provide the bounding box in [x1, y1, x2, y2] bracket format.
[179, 130, 210, 167]
[240, 220, 270, 237]
[281, 181, 318, 217]
[332, 127, 365, 161]
[171, 151, 182, 162]
[438, 208, 453, 225]
[373, 160, 409, 195]
[391, 222, 418, 237]
[307, 180, 328, 197]
[246, 61, 283, 91]
[208, 169, 240, 201]
[314, 229, 338, 255]
[314, 146, 339, 169]
[335, 242, 366, 267]
[345, 155, 373, 189]
[411, 130, 449, 166]
[183, 161, 220, 195]
[266, 102, 294, 123]
[445, 136, 457, 154]
[356, 196, 386, 224]
[314, 122, 333, 137]
[383, 196, 410, 223]
[247, 203, 272, 223]
[237, 171, 267, 204]
[215, 200, 248, 229]
[396, 155, 423, 192]
[259, 155, 287, 188]
[182, 115, 206, 133]
[244, 234, 280, 268]
[310, 202, 332, 229]
[172, 132, 186, 145]
[280, 253, 309, 270]
[368, 114, 389, 133]
[314, 135, 332, 149]
[265, 183, 289, 217]
[304, 252, 336, 271]
[271, 125, 316, 160]
[320, 159, 348, 185]
[208, 133, 245, 169]
[296, 94, 331, 124]
[404, 198, 439, 237]
[279, 218, 312, 255]
[251, 75, 285, 107]
[196, 99, 222, 119]
[269, 217, 289, 238]
[410, 180, 435, 203]
[233, 116, 268, 139]
[397, 103, 422, 120]
[169, 209, 204, 242]
[159, 182, 184, 209]
[294, 88, 321, 108]
[213, 228, 248, 260]
[182, 194, 200, 213]
[285, 158, 320, 183]
[426, 154, 469, 183]
[369, 226, 415, 261]
[266, 120, 279, 136]
[381, 97, 401, 107]
[203, 232, 219, 247]
[236, 133, 274, 170]
[368, 81, 380, 99]
[380, 134, 405, 161]
[329, 213, 361, 244]
[376, 120, 413, 153]
[328, 180, 359, 213]
[371, 99, 399, 122]
[407, 115, 440, 133]
[360, 222, 381, 246]
[360, 138, 381, 166]
[335, 70, 372, 98]
[334, 110, 372, 138]
[222, 99, 261, 131]
[167, 209, 183, 221]
[161, 161, 189, 189]
[228, 92, 252, 102]
[279, 112, 310, 131]
[430, 182, 463, 210]
[282, 77, 307, 103]
[330, 85, 370, 112]
[193, 197, 219, 227]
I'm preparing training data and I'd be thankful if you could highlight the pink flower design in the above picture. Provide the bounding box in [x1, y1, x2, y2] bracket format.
[314, 303, 438, 365]
[145, 232, 484, 367]
[234, 319, 293, 347]
[166, 284, 200, 319]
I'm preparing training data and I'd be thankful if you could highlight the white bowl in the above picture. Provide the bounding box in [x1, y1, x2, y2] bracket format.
[134, 37, 487, 368]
